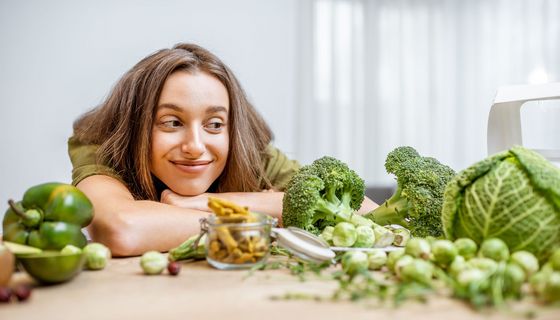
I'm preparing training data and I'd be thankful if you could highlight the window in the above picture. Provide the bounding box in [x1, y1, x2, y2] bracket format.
[297, 0, 560, 185]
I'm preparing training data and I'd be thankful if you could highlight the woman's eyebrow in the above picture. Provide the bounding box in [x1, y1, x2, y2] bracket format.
[206, 106, 228, 114]
[157, 103, 182, 112]
[157, 104, 227, 114]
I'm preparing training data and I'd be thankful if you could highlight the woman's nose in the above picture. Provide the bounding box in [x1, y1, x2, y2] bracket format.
[180, 127, 205, 158]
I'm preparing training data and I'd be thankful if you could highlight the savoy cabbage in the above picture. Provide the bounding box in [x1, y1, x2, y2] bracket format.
[442, 146, 560, 262]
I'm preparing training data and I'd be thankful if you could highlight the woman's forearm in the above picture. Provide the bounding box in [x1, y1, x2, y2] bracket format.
[88, 200, 210, 257]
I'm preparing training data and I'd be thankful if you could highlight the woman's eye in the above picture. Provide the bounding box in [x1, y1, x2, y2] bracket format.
[162, 120, 182, 128]
[208, 122, 222, 129]
[206, 121, 226, 131]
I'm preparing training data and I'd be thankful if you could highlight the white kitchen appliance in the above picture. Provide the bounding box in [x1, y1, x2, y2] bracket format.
[487, 82, 560, 166]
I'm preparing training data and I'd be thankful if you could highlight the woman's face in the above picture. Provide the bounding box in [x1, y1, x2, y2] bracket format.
[150, 70, 230, 196]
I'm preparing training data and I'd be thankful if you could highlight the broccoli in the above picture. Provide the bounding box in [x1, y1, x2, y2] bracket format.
[282, 156, 369, 234]
[364, 146, 456, 238]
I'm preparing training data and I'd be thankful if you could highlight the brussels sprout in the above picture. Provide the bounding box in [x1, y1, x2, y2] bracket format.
[140, 251, 168, 275]
[510, 250, 539, 279]
[320, 226, 335, 244]
[454, 238, 477, 259]
[504, 263, 525, 295]
[372, 224, 395, 248]
[61, 244, 82, 255]
[401, 259, 434, 285]
[353, 226, 375, 248]
[332, 222, 357, 247]
[543, 272, 560, 302]
[467, 257, 498, 274]
[367, 249, 387, 270]
[341, 251, 369, 276]
[405, 238, 431, 260]
[550, 248, 560, 271]
[83, 243, 111, 270]
[432, 240, 458, 267]
[393, 229, 411, 247]
[541, 261, 553, 273]
[530, 271, 547, 296]
[385, 225, 411, 247]
[457, 268, 488, 288]
[424, 236, 437, 245]
[449, 255, 468, 278]
[394, 255, 415, 278]
[387, 248, 405, 273]
[480, 238, 509, 262]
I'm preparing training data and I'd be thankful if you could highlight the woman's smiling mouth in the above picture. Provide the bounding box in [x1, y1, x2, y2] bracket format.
[171, 160, 212, 174]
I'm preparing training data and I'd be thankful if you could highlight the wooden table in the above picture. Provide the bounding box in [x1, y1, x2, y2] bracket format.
[1, 256, 559, 320]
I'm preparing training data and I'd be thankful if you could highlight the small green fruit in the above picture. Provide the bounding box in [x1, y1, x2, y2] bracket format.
[480, 238, 509, 262]
[141, 251, 168, 275]
[83, 243, 111, 270]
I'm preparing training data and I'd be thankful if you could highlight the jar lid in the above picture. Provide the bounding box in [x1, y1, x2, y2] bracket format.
[272, 227, 335, 263]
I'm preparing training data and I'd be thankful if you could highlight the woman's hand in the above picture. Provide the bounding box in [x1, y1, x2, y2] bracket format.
[161, 189, 285, 220]
[160, 189, 211, 212]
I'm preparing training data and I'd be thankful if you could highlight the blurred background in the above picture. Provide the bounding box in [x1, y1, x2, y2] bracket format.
[1, 0, 559, 224]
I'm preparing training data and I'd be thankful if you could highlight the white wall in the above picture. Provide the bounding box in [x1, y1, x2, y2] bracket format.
[0, 0, 298, 224]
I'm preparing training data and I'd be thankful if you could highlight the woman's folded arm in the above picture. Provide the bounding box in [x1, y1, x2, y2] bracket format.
[77, 175, 209, 257]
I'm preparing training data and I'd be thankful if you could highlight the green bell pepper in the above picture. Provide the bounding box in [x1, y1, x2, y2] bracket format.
[2, 182, 93, 250]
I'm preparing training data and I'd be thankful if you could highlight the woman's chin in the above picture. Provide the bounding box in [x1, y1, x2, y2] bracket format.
[168, 184, 210, 197]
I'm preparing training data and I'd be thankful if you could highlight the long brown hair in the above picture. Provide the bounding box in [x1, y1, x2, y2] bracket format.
[73, 43, 273, 200]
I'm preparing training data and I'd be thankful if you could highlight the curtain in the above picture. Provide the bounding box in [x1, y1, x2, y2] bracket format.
[296, 0, 560, 185]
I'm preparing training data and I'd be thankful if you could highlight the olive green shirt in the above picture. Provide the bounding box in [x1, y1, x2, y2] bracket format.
[67, 136, 300, 192]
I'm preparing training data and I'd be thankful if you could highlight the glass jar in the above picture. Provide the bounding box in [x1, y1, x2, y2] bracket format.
[201, 212, 275, 270]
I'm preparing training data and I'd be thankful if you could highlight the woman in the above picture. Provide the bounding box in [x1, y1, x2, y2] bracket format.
[69, 43, 377, 256]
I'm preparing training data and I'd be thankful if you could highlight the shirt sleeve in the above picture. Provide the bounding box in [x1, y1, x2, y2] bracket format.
[67, 136, 124, 186]
[263, 144, 301, 191]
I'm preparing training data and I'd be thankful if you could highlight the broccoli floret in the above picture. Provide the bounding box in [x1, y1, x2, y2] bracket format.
[282, 156, 367, 234]
[364, 146, 456, 237]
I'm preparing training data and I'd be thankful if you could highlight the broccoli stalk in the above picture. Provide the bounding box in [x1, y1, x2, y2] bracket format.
[311, 183, 353, 222]
[310, 182, 373, 227]
[367, 185, 410, 226]
[282, 156, 369, 234]
[364, 146, 456, 237]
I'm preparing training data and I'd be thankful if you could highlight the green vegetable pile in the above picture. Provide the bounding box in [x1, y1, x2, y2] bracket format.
[270, 146, 560, 310]
[271, 236, 560, 309]
[442, 146, 560, 262]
